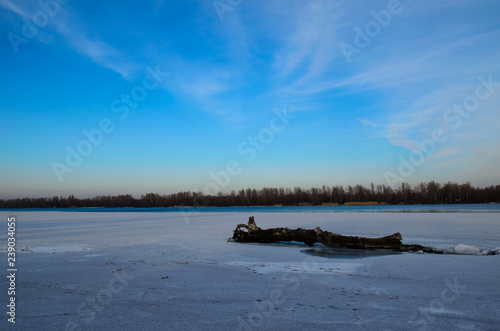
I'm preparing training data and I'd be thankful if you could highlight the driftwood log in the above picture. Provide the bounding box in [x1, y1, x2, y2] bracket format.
[232, 217, 440, 253]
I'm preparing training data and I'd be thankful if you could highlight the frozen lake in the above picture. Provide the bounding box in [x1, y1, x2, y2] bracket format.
[1, 211, 499, 330]
[5, 202, 500, 213]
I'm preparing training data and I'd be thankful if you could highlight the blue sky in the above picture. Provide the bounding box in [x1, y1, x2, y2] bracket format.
[1, 0, 499, 198]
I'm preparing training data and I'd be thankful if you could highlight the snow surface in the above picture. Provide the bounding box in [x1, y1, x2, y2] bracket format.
[444, 244, 484, 255]
[1, 211, 499, 330]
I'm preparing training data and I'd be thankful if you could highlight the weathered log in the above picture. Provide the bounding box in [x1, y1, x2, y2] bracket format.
[232, 216, 440, 253]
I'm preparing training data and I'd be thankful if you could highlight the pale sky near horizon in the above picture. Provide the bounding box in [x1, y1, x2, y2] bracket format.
[1, 0, 499, 199]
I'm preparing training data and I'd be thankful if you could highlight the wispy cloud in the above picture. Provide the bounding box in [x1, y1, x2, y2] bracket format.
[272, 2, 342, 80]
[358, 118, 377, 128]
[426, 147, 463, 163]
[431, 155, 469, 170]
[0, 0, 30, 18]
[386, 122, 419, 150]
[52, 12, 139, 79]
[1, 0, 139, 79]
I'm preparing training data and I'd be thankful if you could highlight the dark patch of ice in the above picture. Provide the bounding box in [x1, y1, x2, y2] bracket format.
[301, 247, 402, 259]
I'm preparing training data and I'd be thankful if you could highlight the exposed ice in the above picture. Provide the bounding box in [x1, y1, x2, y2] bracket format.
[1, 211, 499, 330]
[28, 245, 92, 253]
[224, 261, 363, 274]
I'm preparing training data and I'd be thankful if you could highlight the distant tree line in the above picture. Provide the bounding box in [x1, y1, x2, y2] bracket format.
[1, 181, 499, 209]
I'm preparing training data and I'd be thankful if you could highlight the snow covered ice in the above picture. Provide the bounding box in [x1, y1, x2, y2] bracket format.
[1, 211, 499, 330]
[444, 244, 484, 255]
